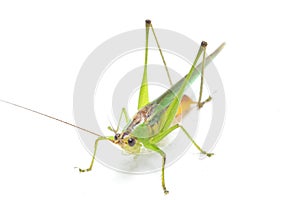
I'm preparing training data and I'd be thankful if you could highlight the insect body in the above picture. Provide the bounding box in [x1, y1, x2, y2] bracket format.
[0, 20, 225, 195]
[78, 20, 225, 194]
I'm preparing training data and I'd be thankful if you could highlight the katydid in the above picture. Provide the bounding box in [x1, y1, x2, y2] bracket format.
[0, 20, 225, 194]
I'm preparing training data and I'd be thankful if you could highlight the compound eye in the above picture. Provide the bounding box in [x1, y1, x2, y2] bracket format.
[114, 134, 120, 140]
[128, 138, 136, 147]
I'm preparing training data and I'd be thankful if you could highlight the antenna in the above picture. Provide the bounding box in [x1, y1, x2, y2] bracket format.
[0, 99, 101, 137]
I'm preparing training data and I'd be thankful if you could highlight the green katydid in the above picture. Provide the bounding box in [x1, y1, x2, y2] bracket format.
[0, 20, 225, 194]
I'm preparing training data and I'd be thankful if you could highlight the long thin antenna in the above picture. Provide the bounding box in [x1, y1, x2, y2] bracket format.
[0, 99, 101, 137]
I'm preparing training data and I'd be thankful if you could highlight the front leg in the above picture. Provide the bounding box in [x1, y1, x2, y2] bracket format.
[143, 142, 169, 194]
[107, 107, 130, 133]
[77, 136, 113, 172]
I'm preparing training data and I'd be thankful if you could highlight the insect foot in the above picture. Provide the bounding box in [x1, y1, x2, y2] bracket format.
[163, 188, 169, 195]
[206, 152, 214, 157]
[78, 168, 91, 172]
[74, 167, 91, 173]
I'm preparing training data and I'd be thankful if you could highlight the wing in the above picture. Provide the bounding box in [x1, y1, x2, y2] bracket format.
[128, 95, 194, 139]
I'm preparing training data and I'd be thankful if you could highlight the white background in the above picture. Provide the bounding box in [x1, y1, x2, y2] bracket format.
[0, 1, 299, 199]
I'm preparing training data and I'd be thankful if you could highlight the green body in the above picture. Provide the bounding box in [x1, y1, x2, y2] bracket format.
[80, 20, 225, 194]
